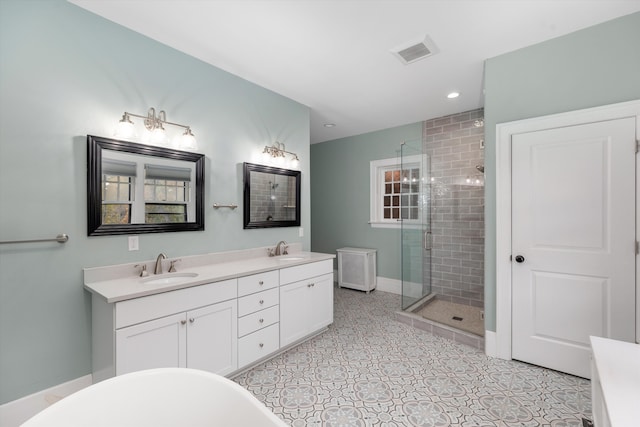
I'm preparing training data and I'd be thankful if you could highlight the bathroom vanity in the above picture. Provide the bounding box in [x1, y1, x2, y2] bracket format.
[84, 249, 334, 383]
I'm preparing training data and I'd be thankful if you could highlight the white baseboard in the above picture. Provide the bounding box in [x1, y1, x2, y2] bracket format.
[333, 271, 403, 295]
[376, 276, 402, 295]
[0, 375, 92, 427]
[484, 330, 498, 358]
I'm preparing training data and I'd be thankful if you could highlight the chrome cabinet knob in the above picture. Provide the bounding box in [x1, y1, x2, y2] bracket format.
[259, 280, 264, 285]
[189, 318, 195, 323]
[259, 343, 264, 348]
[259, 299, 264, 304]
[259, 318, 264, 323]
[180, 320, 187, 325]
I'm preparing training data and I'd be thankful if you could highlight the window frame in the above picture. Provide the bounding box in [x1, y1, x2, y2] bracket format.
[369, 155, 424, 229]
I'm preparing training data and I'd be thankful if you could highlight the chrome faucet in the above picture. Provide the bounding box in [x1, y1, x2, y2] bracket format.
[154, 253, 167, 274]
[274, 241, 288, 256]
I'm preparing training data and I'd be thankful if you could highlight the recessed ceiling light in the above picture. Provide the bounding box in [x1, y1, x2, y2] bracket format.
[323, 123, 336, 128]
[447, 92, 460, 99]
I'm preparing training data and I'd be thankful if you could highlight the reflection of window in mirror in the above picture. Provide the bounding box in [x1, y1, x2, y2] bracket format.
[144, 164, 191, 223]
[100, 152, 195, 224]
[101, 159, 135, 225]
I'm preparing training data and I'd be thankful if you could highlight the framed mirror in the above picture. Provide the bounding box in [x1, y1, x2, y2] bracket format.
[243, 162, 300, 229]
[87, 135, 205, 236]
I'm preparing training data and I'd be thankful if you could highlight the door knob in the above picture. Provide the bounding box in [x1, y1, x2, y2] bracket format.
[515, 255, 525, 263]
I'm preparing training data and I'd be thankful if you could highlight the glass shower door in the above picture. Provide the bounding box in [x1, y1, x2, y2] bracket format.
[401, 139, 431, 309]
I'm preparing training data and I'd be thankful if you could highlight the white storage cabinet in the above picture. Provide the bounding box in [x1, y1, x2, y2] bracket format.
[237, 270, 280, 368]
[337, 247, 377, 293]
[93, 279, 238, 382]
[280, 259, 334, 347]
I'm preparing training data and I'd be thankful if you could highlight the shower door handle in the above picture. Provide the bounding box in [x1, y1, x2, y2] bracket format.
[424, 231, 432, 251]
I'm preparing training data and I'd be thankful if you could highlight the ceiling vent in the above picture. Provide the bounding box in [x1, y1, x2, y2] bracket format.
[391, 35, 438, 65]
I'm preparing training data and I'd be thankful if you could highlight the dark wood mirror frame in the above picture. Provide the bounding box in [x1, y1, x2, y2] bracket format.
[243, 162, 301, 229]
[87, 135, 205, 236]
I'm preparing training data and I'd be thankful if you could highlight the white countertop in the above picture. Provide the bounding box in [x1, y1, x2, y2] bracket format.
[590, 336, 640, 427]
[84, 251, 335, 303]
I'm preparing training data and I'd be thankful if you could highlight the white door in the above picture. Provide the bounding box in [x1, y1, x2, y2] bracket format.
[186, 300, 237, 376]
[511, 118, 636, 378]
[115, 313, 186, 375]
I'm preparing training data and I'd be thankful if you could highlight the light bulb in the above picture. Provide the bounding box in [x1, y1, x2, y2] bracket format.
[151, 126, 167, 145]
[115, 114, 135, 138]
[179, 129, 198, 150]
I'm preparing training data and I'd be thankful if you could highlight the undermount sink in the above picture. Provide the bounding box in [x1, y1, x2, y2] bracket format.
[141, 272, 198, 285]
[277, 256, 305, 261]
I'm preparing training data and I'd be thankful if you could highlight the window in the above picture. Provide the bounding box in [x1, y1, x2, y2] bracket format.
[101, 159, 136, 225]
[370, 155, 424, 228]
[144, 179, 188, 223]
[143, 164, 191, 223]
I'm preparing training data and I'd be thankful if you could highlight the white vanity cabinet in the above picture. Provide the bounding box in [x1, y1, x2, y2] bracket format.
[87, 251, 336, 383]
[92, 279, 237, 383]
[280, 260, 333, 347]
[237, 271, 280, 368]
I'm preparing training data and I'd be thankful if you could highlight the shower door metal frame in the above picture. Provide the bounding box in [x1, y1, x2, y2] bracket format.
[400, 140, 431, 310]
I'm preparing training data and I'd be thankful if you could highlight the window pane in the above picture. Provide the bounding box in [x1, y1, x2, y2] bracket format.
[393, 170, 400, 181]
[392, 195, 399, 206]
[392, 208, 399, 218]
[411, 183, 419, 193]
[410, 194, 418, 207]
[393, 183, 400, 193]
[401, 170, 410, 181]
[102, 204, 130, 224]
[401, 195, 408, 207]
[383, 208, 391, 219]
[401, 208, 408, 219]
[155, 186, 166, 201]
[145, 203, 187, 223]
[410, 207, 418, 219]
[411, 169, 420, 180]
[384, 171, 392, 182]
[384, 196, 391, 207]
[385, 183, 392, 194]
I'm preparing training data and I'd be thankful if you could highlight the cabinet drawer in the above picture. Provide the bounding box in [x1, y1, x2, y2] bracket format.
[238, 323, 279, 368]
[280, 259, 333, 285]
[238, 270, 278, 297]
[237, 287, 278, 317]
[116, 279, 237, 329]
[238, 305, 279, 337]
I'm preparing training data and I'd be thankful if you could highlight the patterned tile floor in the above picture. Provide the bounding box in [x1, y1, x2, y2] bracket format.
[234, 287, 591, 426]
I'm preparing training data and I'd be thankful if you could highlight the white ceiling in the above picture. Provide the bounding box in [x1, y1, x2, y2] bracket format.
[70, 0, 640, 143]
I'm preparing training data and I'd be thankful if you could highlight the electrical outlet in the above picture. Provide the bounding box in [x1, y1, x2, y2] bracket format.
[128, 236, 139, 251]
[299, 227, 304, 237]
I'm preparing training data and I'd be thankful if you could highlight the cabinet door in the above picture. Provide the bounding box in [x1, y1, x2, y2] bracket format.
[280, 280, 311, 347]
[115, 312, 186, 376]
[186, 300, 237, 376]
[309, 273, 334, 332]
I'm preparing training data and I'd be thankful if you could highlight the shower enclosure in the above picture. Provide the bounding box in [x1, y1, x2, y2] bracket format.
[400, 139, 431, 309]
[400, 109, 486, 339]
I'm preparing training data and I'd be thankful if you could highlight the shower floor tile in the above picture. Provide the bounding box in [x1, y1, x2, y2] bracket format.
[234, 287, 591, 426]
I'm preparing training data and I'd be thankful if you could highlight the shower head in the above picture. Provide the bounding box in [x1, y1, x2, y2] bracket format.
[475, 165, 485, 173]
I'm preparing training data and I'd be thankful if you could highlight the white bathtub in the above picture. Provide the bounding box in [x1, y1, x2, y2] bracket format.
[21, 368, 287, 427]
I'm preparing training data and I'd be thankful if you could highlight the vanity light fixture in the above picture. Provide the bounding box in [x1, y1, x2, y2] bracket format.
[263, 141, 299, 167]
[115, 107, 198, 150]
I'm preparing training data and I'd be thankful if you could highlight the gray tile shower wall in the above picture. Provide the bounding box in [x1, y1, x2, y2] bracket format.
[423, 109, 485, 308]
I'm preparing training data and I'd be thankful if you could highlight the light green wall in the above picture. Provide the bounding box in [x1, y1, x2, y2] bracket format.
[310, 122, 422, 278]
[0, 1, 310, 404]
[483, 12, 640, 331]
